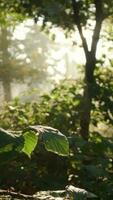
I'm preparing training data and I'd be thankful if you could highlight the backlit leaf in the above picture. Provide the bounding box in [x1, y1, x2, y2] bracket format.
[22, 131, 38, 157]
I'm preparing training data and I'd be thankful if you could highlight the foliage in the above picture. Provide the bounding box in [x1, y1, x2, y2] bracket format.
[1, 73, 113, 132]
[0, 126, 69, 159]
[1, 1, 113, 198]
[0, 125, 69, 194]
[0, 77, 113, 198]
[1, 126, 113, 199]
[68, 132, 113, 200]
[30, 125, 69, 156]
[0, 0, 113, 28]
[92, 67, 113, 126]
[0, 80, 82, 133]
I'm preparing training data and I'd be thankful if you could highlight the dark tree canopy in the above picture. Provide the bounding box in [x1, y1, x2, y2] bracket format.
[0, 1, 113, 28]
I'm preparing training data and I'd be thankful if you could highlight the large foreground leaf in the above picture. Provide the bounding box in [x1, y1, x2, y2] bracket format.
[21, 131, 38, 157]
[30, 126, 69, 156]
[0, 128, 38, 158]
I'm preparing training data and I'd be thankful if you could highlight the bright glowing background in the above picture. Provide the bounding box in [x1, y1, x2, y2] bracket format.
[11, 19, 112, 99]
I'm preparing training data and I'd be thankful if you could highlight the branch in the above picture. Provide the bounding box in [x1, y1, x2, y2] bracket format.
[91, 0, 104, 57]
[71, 0, 89, 58]
[0, 189, 37, 199]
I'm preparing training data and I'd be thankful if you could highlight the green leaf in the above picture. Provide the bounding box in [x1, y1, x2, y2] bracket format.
[0, 128, 21, 165]
[22, 131, 38, 157]
[0, 128, 15, 147]
[0, 144, 13, 153]
[43, 130, 69, 156]
[30, 126, 69, 156]
[0, 128, 16, 153]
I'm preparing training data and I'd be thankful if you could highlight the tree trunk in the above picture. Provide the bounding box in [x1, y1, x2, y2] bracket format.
[0, 26, 12, 102]
[80, 55, 96, 140]
[80, 85, 92, 140]
[71, 0, 104, 140]
[2, 79, 12, 102]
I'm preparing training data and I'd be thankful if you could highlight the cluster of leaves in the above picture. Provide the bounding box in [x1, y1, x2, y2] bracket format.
[1, 72, 113, 132]
[0, 80, 82, 134]
[0, 125, 69, 194]
[0, 126, 69, 159]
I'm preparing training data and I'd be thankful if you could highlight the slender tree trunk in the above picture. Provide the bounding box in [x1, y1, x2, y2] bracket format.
[0, 26, 12, 102]
[2, 79, 12, 102]
[80, 54, 96, 140]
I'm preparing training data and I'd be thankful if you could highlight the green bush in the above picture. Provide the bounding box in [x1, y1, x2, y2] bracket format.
[1, 72, 113, 134]
[0, 80, 82, 134]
